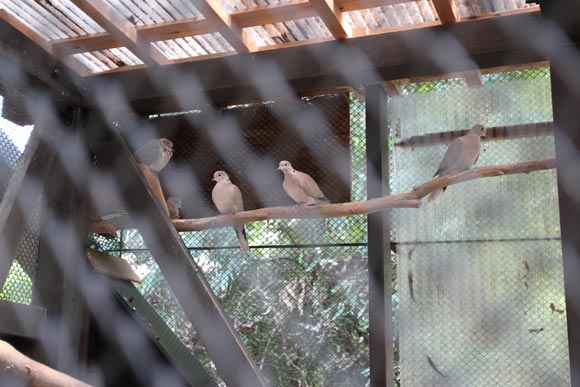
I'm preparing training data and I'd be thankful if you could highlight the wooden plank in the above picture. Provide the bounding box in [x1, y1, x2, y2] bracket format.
[309, 0, 348, 39]
[98, 11, 547, 112]
[337, 0, 413, 12]
[382, 80, 401, 97]
[0, 301, 46, 339]
[0, 9, 89, 76]
[0, 125, 61, 291]
[52, 32, 121, 55]
[89, 119, 268, 387]
[137, 18, 214, 42]
[33, 108, 90, 378]
[189, 0, 250, 53]
[365, 84, 393, 387]
[110, 279, 219, 387]
[232, 1, 316, 27]
[432, 0, 460, 23]
[87, 249, 141, 283]
[69, 0, 170, 65]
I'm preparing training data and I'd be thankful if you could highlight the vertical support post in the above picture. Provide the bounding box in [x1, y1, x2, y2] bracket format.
[33, 107, 90, 378]
[542, 1, 580, 385]
[364, 85, 393, 387]
[551, 45, 580, 387]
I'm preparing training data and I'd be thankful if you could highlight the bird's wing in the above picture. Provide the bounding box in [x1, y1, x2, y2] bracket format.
[297, 171, 326, 199]
[434, 137, 466, 176]
[231, 184, 244, 213]
[134, 140, 160, 165]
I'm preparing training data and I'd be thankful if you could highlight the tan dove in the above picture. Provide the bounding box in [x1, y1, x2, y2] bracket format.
[278, 160, 329, 206]
[166, 197, 182, 219]
[211, 171, 250, 252]
[134, 138, 173, 172]
[428, 124, 487, 203]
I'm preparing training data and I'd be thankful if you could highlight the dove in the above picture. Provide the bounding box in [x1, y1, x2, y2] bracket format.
[211, 171, 250, 252]
[277, 160, 329, 206]
[428, 124, 487, 203]
[134, 138, 173, 172]
[166, 197, 182, 219]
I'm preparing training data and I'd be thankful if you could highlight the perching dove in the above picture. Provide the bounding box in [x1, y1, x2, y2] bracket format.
[166, 197, 182, 219]
[134, 138, 173, 172]
[428, 124, 487, 203]
[278, 160, 329, 205]
[211, 171, 250, 252]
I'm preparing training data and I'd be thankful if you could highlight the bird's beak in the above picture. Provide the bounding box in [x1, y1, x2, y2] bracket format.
[277, 166, 281, 170]
[211, 178, 216, 182]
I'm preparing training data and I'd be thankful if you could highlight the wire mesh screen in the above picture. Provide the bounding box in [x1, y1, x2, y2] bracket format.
[95, 93, 371, 386]
[0, 94, 39, 305]
[390, 68, 571, 386]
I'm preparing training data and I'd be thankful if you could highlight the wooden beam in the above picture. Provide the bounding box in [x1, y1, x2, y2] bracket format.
[189, 0, 250, 53]
[365, 84, 393, 387]
[89, 119, 268, 387]
[309, 0, 348, 39]
[69, 0, 169, 65]
[0, 125, 61, 291]
[0, 10, 89, 76]
[0, 301, 46, 339]
[337, 0, 413, 12]
[33, 108, 90, 378]
[232, 1, 316, 27]
[137, 18, 214, 43]
[52, 32, 121, 56]
[432, 0, 460, 23]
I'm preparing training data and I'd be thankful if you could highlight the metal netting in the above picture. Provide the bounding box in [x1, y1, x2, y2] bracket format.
[0, 93, 39, 305]
[390, 67, 570, 386]
[94, 93, 371, 386]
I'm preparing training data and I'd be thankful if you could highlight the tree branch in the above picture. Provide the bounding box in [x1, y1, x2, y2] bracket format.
[172, 158, 556, 232]
[0, 340, 93, 387]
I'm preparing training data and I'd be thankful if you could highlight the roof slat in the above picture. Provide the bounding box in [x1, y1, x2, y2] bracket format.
[432, 0, 460, 23]
[309, 0, 348, 39]
[69, 0, 170, 65]
[188, 0, 251, 52]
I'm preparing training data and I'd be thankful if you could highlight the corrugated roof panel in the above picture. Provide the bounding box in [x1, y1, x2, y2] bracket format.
[152, 33, 234, 60]
[73, 47, 144, 73]
[457, 0, 532, 17]
[104, 0, 202, 25]
[245, 17, 331, 48]
[345, 1, 437, 31]
[1, 0, 105, 40]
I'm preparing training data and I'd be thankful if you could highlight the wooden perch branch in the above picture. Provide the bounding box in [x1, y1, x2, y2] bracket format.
[0, 340, 93, 387]
[173, 158, 556, 232]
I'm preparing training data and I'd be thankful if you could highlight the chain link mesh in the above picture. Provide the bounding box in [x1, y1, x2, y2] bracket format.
[0, 94, 39, 305]
[95, 93, 371, 386]
[390, 67, 570, 386]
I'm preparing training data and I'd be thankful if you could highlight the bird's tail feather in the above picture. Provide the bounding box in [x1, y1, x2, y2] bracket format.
[234, 226, 250, 252]
[428, 188, 445, 204]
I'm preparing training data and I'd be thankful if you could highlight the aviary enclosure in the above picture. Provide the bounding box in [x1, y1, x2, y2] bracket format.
[0, 1, 579, 387]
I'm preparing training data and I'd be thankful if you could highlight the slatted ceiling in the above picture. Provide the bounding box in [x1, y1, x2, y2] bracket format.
[152, 33, 233, 59]
[345, 1, 436, 31]
[456, 0, 532, 17]
[73, 46, 144, 73]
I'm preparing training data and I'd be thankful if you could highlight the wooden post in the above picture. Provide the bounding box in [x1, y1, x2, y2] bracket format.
[365, 84, 393, 387]
[542, 1, 580, 385]
[33, 107, 90, 378]
[0, 125, 60, 290]
[88, 117, 268, 387]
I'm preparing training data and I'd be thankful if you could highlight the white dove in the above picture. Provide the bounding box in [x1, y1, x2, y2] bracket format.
[211, 171, 250, 252]
[134, 138, 174, 172]
[429, 124, 487, 203]
[166, 197, 182, 219]
[278, 160, 329, 206]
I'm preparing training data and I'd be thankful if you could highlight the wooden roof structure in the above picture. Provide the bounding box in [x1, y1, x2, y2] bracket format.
[0, 0, 538, 76]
